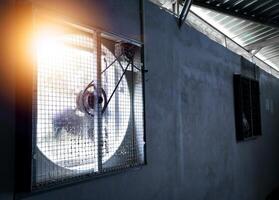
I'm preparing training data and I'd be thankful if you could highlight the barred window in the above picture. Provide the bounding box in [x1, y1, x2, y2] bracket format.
[233, 74, 262, 141]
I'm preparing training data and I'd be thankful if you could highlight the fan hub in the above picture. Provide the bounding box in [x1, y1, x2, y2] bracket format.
[76, 83, 107, 116]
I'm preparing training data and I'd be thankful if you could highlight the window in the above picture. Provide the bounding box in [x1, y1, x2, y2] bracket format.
[233, 74, 262, 141]
[16, 15, 146, 191]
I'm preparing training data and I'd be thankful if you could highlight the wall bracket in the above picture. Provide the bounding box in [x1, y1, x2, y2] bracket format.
[178, 0, 193, 28]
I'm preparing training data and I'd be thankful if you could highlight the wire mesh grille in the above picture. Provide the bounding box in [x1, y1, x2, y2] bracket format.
[32, 19, 145, 188]
[100, 39, 145, 172]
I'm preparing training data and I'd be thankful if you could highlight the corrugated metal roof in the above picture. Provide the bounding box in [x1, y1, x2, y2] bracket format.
[193, 0, 279, 28]
[149, 0, 279, 75]
[191, 5, 279, 71]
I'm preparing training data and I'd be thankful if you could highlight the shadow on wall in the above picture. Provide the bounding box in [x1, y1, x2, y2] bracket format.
[266, 187, 279, 200]
[0, 2, 17, 200]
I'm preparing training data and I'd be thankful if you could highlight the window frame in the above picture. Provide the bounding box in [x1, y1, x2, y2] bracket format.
[233, 74, 262, 142]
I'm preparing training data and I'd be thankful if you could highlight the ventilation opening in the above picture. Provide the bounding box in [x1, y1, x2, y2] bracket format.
[233, 74, 262, 142]
[29, 16, 146, 189]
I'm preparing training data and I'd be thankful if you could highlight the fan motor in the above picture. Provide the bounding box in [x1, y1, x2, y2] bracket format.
[115, 42, 137, 61]
[76, 83, 107, 116]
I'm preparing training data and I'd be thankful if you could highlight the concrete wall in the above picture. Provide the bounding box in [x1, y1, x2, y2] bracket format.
[0, 1, 16, 200]
[1, 0, 279, 200]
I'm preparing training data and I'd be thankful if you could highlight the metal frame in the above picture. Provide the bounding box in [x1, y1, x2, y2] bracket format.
[96, 32, 103, 173]
[140, 0, 147, 165]
[178, 0, 193, 28]
[14, 3, 147, 196]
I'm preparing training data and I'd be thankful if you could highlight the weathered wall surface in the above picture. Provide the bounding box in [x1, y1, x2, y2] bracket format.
[1, 1, 279, 200]
[0, 1, 16, 200]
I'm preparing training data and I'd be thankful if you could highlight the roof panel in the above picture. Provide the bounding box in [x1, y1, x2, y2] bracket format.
[193, 0, 279, 27]
[190, 5, 279, 71]
[149, 0, 279, 74]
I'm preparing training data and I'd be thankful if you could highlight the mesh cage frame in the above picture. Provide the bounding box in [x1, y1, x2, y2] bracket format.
[30, 15, 146, 190]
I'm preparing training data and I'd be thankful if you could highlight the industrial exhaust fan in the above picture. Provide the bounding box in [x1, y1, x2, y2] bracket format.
[15, 10, 146, 192]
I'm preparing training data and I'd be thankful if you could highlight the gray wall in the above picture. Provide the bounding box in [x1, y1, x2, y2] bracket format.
[1, 0, 279, 200]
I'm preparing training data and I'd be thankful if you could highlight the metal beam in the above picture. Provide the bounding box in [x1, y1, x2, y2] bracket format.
[192, 1, 279, 29]
[245, 36, 279, 50]
[178, 0, 193, 28]
[250, 48, 262, 56]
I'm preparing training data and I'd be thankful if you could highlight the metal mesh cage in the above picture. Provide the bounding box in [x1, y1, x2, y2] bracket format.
[32, 18, 145, 188]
